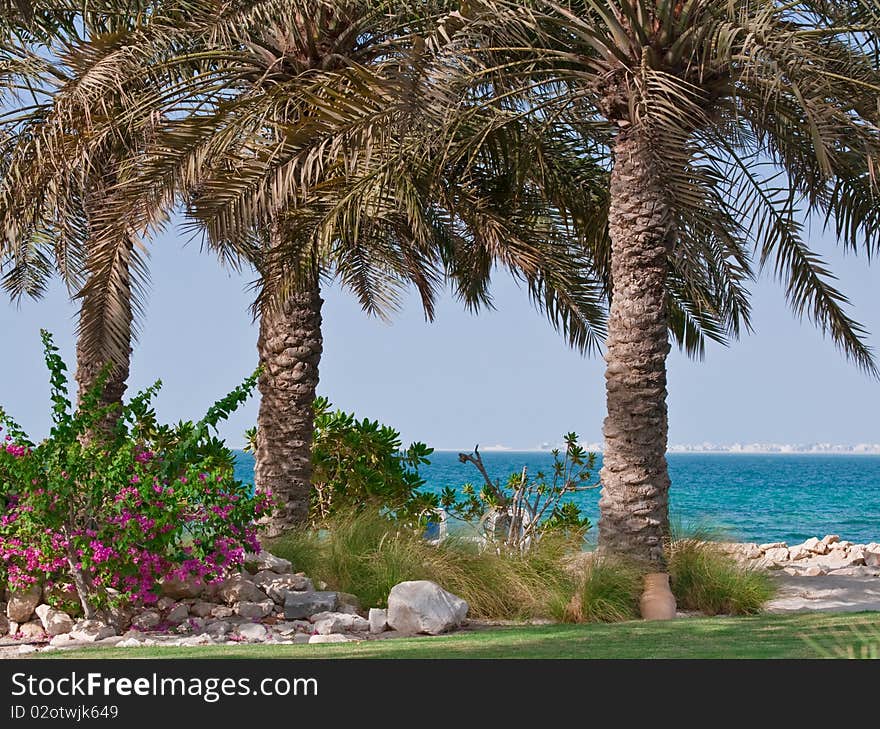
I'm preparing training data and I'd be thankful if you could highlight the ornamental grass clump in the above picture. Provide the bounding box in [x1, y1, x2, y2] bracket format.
[0, 330, 269, 619]
[668, 536, 775, 615]
[557, 557, 642, 623]
[270, 509, 583, 621]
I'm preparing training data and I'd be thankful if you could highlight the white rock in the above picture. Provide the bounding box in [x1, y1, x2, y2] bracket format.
[803, 537, 829, 555]
[131, 610, 161, 630]
[166, 603, 189, 625]
[369, 608, 388, 634]
[211, 605, 235, 619]
[831, 540, 853, 550]
[849, 548, 867, 565]
[818, 552, 867, 570]
[312, 612, 370, 635]
[759, 542, 787, 551]
[117, 638, 144, 648]
[6, 584, 42, 623]
[788, 545, 810, 561]
[235, 623, 268, 642]
[17, 644, 38, 654]
[236, 600, 274, 619]
[70, 620, 117, 642]
[176, 634, 213, 646]
[273, 621, 310, 636]
[821, 534, 841, 545]
[34, 604, 74, 637]
[308, 633, 350, 644]
[387, 580, 468, 635]
[865, 550, 880, 568]
[764, 547, 790, 563]
[293, 633, 311, 644]
[744, 545, 764, 560]
[49, 633, 79, 648]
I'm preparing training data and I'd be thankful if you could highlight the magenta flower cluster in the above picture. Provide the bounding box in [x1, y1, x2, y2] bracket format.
[0, 333, 266, 613]
[0, 435, 270, 609]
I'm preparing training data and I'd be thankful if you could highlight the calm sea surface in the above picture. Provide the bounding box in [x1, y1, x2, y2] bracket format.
[232, 451, 880, 545]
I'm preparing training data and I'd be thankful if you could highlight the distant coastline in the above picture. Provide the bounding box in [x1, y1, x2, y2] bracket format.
[428, 445, 880, 455]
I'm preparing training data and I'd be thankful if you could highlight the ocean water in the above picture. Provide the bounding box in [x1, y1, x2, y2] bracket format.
[232, 451, 880, 545]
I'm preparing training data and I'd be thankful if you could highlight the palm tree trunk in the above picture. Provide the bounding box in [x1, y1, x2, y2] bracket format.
[75, 266, 132, 443]
[255, 280, 323, 537]
[597, 129, 674, 568]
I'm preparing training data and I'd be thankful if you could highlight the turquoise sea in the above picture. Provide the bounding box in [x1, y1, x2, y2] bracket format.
[232, 451, 880, 545]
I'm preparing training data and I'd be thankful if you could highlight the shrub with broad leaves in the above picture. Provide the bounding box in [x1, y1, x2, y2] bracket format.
[247, 397, 437, 527]
[0, 330, 268, 619]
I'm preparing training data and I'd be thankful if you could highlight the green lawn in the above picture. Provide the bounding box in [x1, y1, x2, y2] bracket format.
[43, 612, 880, 659]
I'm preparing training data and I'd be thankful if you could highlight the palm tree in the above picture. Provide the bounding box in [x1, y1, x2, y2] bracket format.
[7, 1, 613, 535]
[0, 2, 160, 438]
[436, 0, 880, 568]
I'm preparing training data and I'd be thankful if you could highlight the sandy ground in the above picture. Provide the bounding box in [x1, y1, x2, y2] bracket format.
[766, 573, 880, 613]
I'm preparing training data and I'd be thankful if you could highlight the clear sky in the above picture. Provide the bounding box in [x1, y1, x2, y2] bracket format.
[1, 218, 878, 450]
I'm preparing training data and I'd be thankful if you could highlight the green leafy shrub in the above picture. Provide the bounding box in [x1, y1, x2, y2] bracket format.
[248, 397, 436, 526]
[668, 537, 775, 615]
[0, 330, 268, 618]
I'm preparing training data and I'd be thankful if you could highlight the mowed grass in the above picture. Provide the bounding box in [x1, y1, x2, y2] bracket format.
[42, 612, 880, 659]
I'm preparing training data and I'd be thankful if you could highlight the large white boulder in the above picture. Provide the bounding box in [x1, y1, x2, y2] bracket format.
[386, 581, 468, 635]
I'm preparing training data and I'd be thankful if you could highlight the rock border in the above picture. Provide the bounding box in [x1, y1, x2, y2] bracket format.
[1, 553, 470, 655]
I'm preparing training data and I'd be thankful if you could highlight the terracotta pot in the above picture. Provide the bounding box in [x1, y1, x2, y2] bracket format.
[640, 573, 677, 621]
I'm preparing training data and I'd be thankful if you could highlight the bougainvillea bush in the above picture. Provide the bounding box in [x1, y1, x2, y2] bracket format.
[0, 330, 268, 619]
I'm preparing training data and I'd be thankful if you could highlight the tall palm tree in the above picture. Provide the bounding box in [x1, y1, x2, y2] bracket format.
[7, 0, 613, 535]
[436, 0, 880, 568]
[0, 2, 160, 438]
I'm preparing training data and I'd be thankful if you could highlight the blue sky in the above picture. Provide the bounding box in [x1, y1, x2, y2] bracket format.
[1, 220, 878, 450]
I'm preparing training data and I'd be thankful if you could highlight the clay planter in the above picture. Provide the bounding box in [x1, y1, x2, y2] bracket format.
[640, 573, 676, 621]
